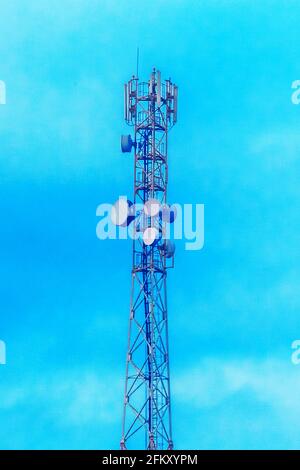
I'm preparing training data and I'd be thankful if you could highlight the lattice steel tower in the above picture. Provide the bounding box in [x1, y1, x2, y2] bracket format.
[113, 68, 178, 450]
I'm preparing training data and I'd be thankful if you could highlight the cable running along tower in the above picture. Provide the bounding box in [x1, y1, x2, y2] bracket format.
[115, 68, 178, 450]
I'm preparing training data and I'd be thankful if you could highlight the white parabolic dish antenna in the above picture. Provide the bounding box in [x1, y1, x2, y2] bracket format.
[144, 198, 161, 217]
[111, 198, 134, 227]
[143, 227, 159, 246]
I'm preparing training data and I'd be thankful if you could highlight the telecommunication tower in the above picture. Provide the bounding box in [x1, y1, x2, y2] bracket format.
[111, 68, 178, 450]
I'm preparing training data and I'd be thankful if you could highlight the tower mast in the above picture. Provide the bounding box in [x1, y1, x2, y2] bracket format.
[119, 69, 178, 450]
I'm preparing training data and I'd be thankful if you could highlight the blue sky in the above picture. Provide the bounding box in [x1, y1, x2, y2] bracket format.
[1, 0, 300, 449]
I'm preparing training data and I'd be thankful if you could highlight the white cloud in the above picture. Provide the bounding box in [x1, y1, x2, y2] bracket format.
[249, 129, 300, 169]
[0, 370, 122, 427]
[173, 357, 300, 420]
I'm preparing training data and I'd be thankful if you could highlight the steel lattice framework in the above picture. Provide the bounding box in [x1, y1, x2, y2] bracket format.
[120, 69, 178, 450]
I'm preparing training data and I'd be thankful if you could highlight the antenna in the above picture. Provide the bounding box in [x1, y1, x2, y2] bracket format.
[136, 47, 139, 78]
[157, 70, 161, 106]
[173, 85, 178, 123]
